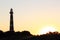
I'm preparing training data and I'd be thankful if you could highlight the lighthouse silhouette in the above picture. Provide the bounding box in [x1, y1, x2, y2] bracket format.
[9, 8, 14, 31]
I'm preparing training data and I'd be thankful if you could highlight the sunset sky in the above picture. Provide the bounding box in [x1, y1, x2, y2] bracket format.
[0, 0, 60, 35]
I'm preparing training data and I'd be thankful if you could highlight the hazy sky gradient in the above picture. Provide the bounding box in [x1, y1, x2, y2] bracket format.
[0, 0, 60, 35]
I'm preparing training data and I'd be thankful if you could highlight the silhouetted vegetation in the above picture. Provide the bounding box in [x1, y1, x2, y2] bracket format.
[0, 30, 60, 40]
[0, 30, 32, 40]
[24, 32, 60, 40]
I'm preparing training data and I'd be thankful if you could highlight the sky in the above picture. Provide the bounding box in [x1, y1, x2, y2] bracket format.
[0, 0, 60, 35]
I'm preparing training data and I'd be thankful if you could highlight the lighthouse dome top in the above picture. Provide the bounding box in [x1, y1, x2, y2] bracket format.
[10, 8, 13, 14]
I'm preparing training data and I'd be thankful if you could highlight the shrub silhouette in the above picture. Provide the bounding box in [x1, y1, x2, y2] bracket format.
[0, 30, 60, 40]
[24, 32, 60, 40]
[0, 30, 32, 40]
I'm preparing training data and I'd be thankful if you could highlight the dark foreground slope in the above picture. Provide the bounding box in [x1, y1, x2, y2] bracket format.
[0, 31, 32, 40]
[24, 32, 60, 40]
[0, 30, 60, 40]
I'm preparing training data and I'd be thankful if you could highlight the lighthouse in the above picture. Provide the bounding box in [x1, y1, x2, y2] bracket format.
[9, 8, 14, 31]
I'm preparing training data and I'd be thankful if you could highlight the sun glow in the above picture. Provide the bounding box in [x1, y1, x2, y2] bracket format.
[39, 26, 56, 35]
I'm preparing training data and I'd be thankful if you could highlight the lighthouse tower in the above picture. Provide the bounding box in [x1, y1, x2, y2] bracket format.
[9, 8, 14, 31]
